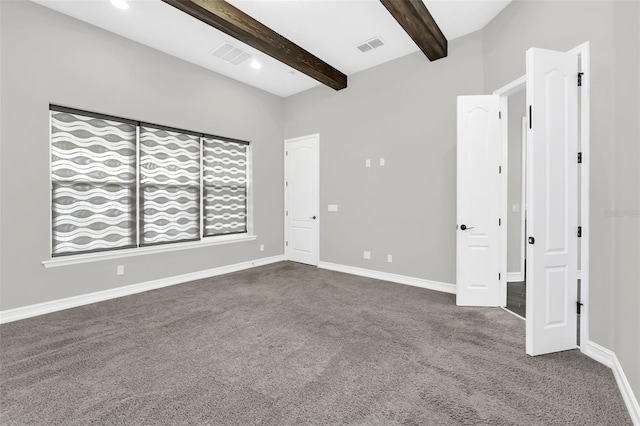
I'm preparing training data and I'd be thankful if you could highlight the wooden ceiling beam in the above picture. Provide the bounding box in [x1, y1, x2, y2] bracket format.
[380, 0, 447, 61]
[162, 0, 347, 91]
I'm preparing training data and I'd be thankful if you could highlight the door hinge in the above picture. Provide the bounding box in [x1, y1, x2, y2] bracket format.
[498, 273, 501, 280]
[499, 111, 502, 119]
[286, 210, 288, 216]
[286, 181, 289, 187]
[578, 72, 584, 87]
[577, 226, 582, 238]
[286, 151, 288, 156]
[528, 237, 535, 245]
[286, 241, 289, 247]
[529, 105, 532, 129]
[499, 166, 502, 174]
[577, 301, 584, 314]
[578, 152, 582, 164]
[499, 218, 501, 226]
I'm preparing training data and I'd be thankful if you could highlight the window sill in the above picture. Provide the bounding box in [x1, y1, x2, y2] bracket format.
[42, 234, 258, 268]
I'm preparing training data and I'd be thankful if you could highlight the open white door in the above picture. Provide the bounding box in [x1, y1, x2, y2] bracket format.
[456, 96, 502, 307]
[526, 48, 578, 356]
[284, 134, 319, 266]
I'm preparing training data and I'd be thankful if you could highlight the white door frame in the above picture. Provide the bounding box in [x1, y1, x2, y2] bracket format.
[492, 42, 590, 351]
[284, 134, 320, 265]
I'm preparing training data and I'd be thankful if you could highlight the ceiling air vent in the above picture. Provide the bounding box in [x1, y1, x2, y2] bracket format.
[357, 37, 385, 53]
[211, 42, 253, 65]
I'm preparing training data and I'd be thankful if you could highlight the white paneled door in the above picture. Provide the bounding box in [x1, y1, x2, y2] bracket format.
[284, 134, 319, 266]
[526, 48, 578, 356]
[456, 95, 502, 307]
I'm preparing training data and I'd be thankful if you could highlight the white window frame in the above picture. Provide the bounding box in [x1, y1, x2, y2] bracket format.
[44, 105, 255, 268]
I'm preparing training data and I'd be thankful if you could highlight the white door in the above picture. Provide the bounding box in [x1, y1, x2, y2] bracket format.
[285, 134, 319, 266]
[456, 95, 502, 307]
[526, 48, 578, 356]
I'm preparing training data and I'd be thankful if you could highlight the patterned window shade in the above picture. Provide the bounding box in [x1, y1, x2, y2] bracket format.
[139, 126, 201, 246]
[203, 138, 248, 236]
[51, 111, 137, 256]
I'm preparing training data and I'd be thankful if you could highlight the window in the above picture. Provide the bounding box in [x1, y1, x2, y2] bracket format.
[50, 106, 250, 257]
[203, 137, 248, 236]
[140, 126, 201, 246]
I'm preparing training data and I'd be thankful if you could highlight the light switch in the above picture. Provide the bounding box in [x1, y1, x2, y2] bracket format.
[328, 204, 338, 212]
[379, 158, 385, 166]
[365, 159, 371, 168]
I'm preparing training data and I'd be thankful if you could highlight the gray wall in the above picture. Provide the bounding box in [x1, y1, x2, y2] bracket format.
[482, 0, 639, 400]
[612, 0, 640, 402]
[0, 1, 284, 310]
[283, 33, 485, 283]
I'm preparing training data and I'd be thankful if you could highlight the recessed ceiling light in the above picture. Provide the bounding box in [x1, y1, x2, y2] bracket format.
[250, 59, 262, 70]
[110, 0, 129, 10]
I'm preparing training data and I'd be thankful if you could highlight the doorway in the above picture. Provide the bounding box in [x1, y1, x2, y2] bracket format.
[505, 92, 527, 319]
[284, 134, 320, 266]
[458, 43, 591, 356]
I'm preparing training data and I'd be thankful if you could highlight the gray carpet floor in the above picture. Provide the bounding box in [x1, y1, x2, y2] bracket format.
[0, 261, 631, 425]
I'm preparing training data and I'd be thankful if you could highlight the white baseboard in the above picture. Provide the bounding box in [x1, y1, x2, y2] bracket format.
[507, 272, 524, 282]
[317, 261, 456, 294]
[0, 255, 285, 325]
[584, 341, 640, 425]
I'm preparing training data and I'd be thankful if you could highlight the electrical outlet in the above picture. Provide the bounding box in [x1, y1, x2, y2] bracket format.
[328, 204, 338, 212]
[260, 244, 265, 251]
[387, 254, 393, 263]
[363, 251, 371, 260]
[365, 159, 371, 168]
[379, 158, 385, 166]
[117, 265, 124, 276]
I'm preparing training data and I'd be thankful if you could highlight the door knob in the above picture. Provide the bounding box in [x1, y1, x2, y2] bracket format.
[310, 216, 317, 220]
[460, 224, 474, 230]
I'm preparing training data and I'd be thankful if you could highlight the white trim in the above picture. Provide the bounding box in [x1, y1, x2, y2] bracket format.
[4, 255, 284, 324]
[569, 41, 591, 355]
[318, 261, 456, 294]
[520, 116, 527, 282]
[584, 341, 640, 425]
[501, 306, 525, 321]
[493, 75, 526, 97]
[507, 272, 524, 282]
[42, 234, 257, 268]
[499, 94, 509, 307]
[494, 76, 526, 308]
[584, 340, 614, 368]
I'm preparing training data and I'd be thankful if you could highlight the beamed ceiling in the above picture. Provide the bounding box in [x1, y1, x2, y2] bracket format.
[33, 0, 511, 97]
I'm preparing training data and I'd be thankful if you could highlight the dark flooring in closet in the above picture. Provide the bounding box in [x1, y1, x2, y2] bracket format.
[506, 281, 526, 318]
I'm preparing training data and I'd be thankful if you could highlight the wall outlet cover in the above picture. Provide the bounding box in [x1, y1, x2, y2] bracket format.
[363, 251, 371, 259]
[328, 204, 338, 212]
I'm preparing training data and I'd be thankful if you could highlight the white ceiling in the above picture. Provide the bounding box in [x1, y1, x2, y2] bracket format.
[32, 0, 511, 97]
